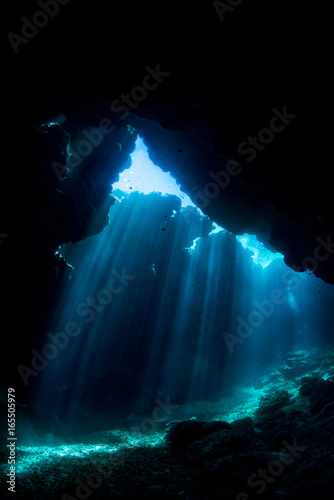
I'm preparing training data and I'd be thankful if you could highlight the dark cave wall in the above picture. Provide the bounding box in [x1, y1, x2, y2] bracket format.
[1, 0, 334, 359]
[133, 116, 334, 285]
[4, 0, 333, 276]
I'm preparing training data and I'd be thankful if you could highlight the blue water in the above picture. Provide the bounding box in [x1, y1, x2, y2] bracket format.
[30, 137, 334, 430]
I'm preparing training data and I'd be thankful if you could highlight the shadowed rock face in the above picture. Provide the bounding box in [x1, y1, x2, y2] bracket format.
[2, 0, 334, 294]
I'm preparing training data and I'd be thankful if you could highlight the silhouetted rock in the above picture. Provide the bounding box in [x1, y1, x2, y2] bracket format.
[230, 416, 254, 432]
[187, 428, 251, 462]
[256, 390, 292, 416]
[309, 380, 334, 415]
[165, 419, 232, 448]
[298, 376, 334, 414]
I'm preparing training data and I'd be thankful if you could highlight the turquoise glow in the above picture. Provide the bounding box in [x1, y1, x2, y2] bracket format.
[185, 236, 202, 255]
[113, 137, 282, 268]
[236, 233, 284, 268]
[209, 222, 225, 236]
[14, 431, 165, 474]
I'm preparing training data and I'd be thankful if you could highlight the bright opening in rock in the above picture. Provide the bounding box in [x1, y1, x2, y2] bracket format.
[113, 136, 195, 208]
[112, 136, 282, 268]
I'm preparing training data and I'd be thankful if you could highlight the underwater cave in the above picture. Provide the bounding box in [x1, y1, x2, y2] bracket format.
[2, 1, 334, 499]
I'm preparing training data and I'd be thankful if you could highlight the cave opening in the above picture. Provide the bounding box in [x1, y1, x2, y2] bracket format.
[3, 0, 334, 495]
[22, 134, 334, 440]
[113, 135, 283, 267]
[9, 130, 334, 499]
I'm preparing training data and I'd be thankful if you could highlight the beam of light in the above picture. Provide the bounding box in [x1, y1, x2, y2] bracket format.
[30, 132, 313, 434]
[113, 138, 282, 267]
[24, 135, 334, 453]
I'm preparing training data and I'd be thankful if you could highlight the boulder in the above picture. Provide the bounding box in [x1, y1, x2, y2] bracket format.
[299, 376, 334, 415]
[165, 419, 232, 448]
[256, 390, 292, 416]
[309, 380, 334, 415]
[299, 376, 324, 397]
[188, 429, 251, 462]
[230, 417, 254, 436]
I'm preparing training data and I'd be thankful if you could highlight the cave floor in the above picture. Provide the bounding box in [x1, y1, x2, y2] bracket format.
[1, 433, 195, 499]
[1, 410, 333, 500]
[1, 344, 334, 499]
